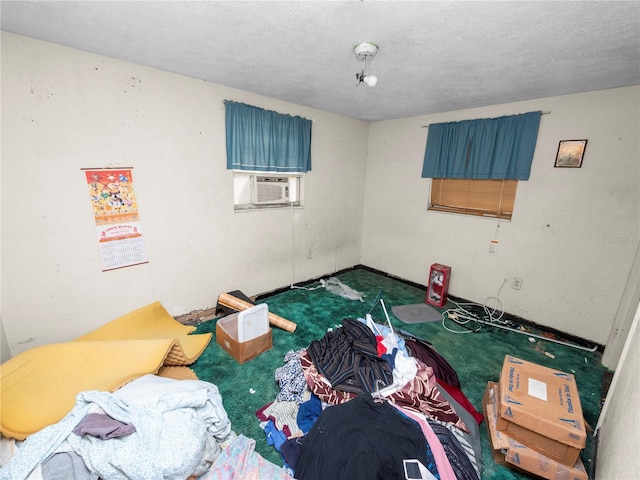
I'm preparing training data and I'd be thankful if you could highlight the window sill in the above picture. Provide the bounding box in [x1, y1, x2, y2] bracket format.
[428, 206, 512, 221]
[234, 202, 301, 212]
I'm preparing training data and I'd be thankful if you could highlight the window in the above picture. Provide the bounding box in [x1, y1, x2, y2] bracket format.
[225, 101, 310, 211]
[233, 172, 303, 211]
[422, 111, 540, 220]
[429, 178, 517, 220]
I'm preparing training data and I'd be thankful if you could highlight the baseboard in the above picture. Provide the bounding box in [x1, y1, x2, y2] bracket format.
[256, 264, 605, 353]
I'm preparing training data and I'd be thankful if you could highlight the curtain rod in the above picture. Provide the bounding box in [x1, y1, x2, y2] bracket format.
[421, 110, 550, 128]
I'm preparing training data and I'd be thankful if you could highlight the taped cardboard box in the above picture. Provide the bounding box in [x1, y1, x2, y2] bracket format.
[482, 382, 524, 468]
[483, 382, 588, 480]
[497, 355, 586, 463]
[496, 380, 582, 465]
[216, 312, 272, 363]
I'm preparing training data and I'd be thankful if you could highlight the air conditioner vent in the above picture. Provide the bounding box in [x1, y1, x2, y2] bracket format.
[251, 176, 289, 204]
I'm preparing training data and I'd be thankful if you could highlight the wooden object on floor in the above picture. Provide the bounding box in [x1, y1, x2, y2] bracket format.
[217, 292, 297, 333]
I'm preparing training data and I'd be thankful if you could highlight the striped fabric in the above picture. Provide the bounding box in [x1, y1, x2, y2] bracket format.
[261, 400, 302, 436]
[300, 350, 467, 433]
[429, 418, 480, 480]
[428, 420, 480, 480]
[306, 319, 393, 395]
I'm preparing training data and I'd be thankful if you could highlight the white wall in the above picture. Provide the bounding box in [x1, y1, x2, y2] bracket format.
[601, 245, 640, 369]
[0, 143, 5, 363]
[0, 320, 7, 364]
[361, 86, 640, 345]
[595, 299, 640, 479]
[0, 33, 369, 356]
[2, 31, 638, 356]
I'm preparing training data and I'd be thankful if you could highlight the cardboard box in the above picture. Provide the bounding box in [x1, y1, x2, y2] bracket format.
[216, 313, 272, 363]
[482, 382, 511, 465]
[496, 380, 582, 466]
[497, 355, 586, 458]
[502, 442, 588, 480]
[483, 382, 588, 480]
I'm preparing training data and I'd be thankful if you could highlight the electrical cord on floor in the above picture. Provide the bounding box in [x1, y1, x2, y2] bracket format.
[441, 280, 598, 351]
[441, 279, 508, 334]
[290, 282, 324, 291]
[440, 310, 481, 334]
[482, 277, 508, 324]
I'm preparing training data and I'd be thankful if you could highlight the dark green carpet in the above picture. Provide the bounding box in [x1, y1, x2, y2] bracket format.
[192, 267, 606, 479]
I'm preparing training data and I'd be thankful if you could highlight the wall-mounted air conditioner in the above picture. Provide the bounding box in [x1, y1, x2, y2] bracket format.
[251, 176, 290, 205]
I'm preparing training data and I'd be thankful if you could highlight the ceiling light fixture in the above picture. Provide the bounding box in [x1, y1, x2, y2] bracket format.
[354, 42, 378, 87]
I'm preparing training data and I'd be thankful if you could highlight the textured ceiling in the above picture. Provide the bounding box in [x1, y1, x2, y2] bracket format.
[1, 1, 639, 122]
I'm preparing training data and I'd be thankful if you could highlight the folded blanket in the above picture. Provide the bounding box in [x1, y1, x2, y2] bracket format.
[0, 301, 212, 440]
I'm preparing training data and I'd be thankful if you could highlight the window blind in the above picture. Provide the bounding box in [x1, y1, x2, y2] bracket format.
[430, 178, 517, 220]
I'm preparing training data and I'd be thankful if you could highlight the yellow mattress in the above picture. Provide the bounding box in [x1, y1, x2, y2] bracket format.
[0, 301, 212, 440]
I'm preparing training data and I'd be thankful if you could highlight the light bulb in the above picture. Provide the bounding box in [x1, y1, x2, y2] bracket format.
[364, 75, 377, 87]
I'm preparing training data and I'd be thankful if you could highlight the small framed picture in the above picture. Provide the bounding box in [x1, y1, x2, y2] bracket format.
[554, 139, 587, 168]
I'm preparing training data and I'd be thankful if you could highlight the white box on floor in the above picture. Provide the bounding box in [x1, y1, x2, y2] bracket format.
[216, 305, 272, 363]
[237, 304, 269, 342]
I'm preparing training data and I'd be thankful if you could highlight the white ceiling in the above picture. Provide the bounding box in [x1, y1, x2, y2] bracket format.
[1, 1, 639, 122]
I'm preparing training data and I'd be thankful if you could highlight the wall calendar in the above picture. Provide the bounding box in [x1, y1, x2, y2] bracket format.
[83, 168, 148, 271]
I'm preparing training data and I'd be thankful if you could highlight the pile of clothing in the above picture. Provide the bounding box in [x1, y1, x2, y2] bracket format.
[2, 375, 294, 480]
[256, 315, 484, 480]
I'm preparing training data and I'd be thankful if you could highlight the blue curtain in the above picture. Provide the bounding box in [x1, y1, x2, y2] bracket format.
[421, 111, 541, 180]
[225, 101, 312, 172]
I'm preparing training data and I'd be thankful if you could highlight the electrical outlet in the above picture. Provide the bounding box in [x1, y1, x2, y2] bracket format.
[512, 277, 523, 290]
